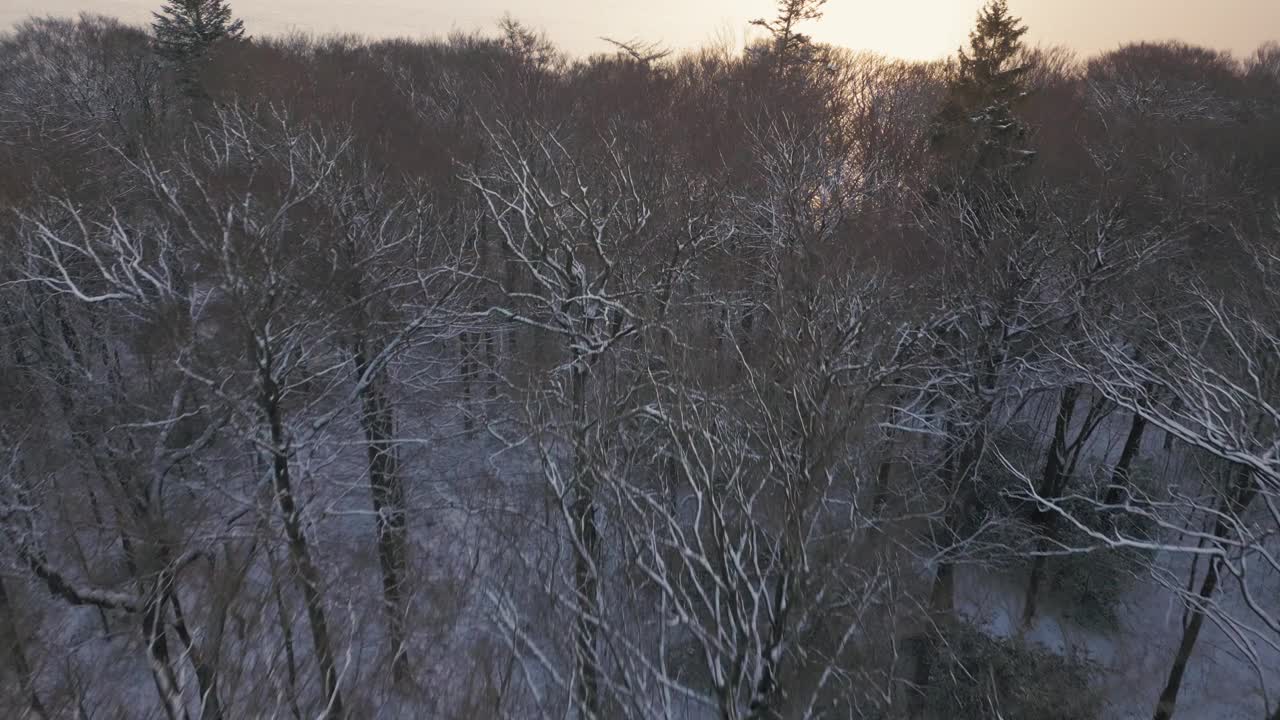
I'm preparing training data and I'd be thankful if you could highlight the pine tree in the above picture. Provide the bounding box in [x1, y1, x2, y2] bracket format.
[152, 0, 245, 99]
[933, 0, 1034, 174]
[911, 8, 1035, 705]
[751, 0, 829, 73]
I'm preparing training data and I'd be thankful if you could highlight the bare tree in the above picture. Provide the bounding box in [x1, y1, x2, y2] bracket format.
[1018, 218, 1280, 719]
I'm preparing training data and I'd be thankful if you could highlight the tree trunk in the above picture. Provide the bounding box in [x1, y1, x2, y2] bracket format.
[168, 589, 224, 720]
[1162, 397, 1182, 451]
[572, 489, 601, 718]
[570, 364, 601, 719]
[870, 405, 899, 515]
[484, 325, 498, 400]
[1021, 385, 1079, 629]
[353, 343, 411, 682]
[460, 323, 480, 434]
[1153, 467, 1257, 720]
[1020, 549, 1048, 628]
[909, 425, 974, 718]
[909, 561, 955, 718]
[146, 539, 224, 720]
[1104, 409, 1147, 506]
[746, 569, 792, 718]
[260, 368, 344, 718]
[142, 586, 189, 720]
[268, 543, 306, 720]
[1152, 559, 1216, 720]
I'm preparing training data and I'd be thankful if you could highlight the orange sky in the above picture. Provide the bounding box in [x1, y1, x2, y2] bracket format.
[2, 1, 1277, 60]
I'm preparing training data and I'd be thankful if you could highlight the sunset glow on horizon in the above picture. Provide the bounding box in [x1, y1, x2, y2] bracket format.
[2, 0, 1277, 61]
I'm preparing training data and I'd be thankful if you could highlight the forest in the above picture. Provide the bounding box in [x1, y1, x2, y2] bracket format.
[0, 0, 1278, 718]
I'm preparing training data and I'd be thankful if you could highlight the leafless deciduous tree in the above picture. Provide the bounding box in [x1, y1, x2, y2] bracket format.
[0, 9, 1277, 720]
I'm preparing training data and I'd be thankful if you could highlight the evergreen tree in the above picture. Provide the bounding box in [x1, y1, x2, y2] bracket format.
[934, 0, 1034, 175]
[152, 0, 245, 99]
[751, 0, 829, 73]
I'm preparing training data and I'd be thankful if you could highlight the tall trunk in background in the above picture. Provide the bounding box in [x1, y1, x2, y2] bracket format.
[460, 326, 479, 433]
[871, 403, 900, 516]
[909, 328, 1010, 717]
[1153, 466, 1258, 720]
[266, 543, 306, 720]
[258, 348, 344, 718]
[483, 324, 498, 400]
[909, 561, 955, 718]
[570, 361, 602, 718]
[167, 585, 224, 720]
[1021, 385, 1079, 629]
[910, 423, 980, 718]
[1104, 409, 1148, 506]
[344, 255, 413, 679]
[353, 339, 411, 682]
[142, 582, 188, 720]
